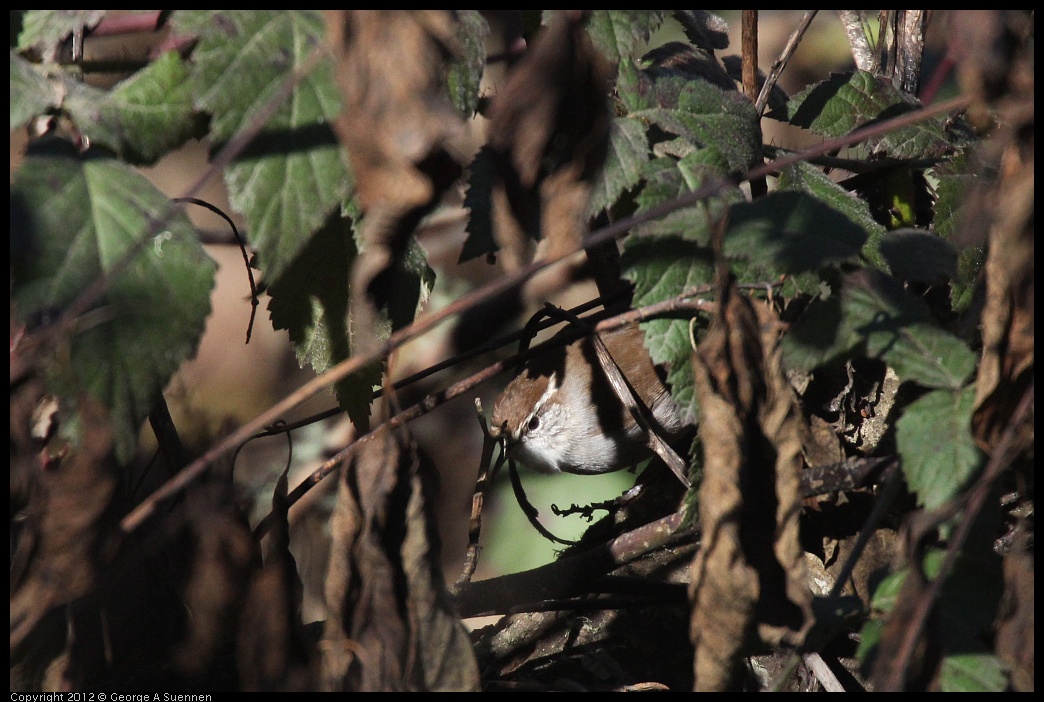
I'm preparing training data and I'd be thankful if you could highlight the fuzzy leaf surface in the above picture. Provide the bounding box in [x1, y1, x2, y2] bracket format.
[174, 10, 350, 282]
[11, 142, 215, 461]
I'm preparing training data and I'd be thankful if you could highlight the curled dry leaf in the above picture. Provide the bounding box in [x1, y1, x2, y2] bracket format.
[236, 464, 313, 691]
[326, 10, 467, 353]
[688, 284, 812, 691]
[486, 10, 611, 276]
[10, 397, 118, 653]
[969, 123, 1034, 454]
[174, 496, 256, 678]
[321, 426, 479, 691]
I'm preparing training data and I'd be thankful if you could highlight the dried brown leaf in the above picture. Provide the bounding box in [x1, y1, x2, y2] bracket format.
[486, 10, 611, 271]
[994, 532, 1034, 692]
[173, 495, 256, 677]
[236, 465, 313, 690]
[10, 398, 118, 652]
[326, 11, 467, 352]
[320, 426, 479, 691]
[971, 150, 1034, 453]
[688, 285, 812, 691]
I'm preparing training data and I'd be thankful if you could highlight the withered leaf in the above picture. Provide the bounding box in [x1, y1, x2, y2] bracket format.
[174, 491, 256, 678]
[236, 464, 313, 691]
[485, 10, 611, 268]
[971, 150, 1033, 453]
[10, 398, 118, 652]
[326, 11, 467, 353]
[688, 283, 812, 691]
[321, 426, 479, 691]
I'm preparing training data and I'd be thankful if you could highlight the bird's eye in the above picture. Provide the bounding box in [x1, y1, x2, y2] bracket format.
[527, 416, 540, 432]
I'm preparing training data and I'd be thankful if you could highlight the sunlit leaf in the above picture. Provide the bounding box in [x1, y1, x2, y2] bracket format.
[940, 654, 1008, 693]
[174, 10, 350, 282]
[896, 386, 983, 510]
[786, 70, 952, 159]
[17, 10, 106, 61]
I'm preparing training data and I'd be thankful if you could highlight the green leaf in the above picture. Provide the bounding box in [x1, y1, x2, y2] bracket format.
[724, 191, 868, 276]
[584, 10, 666, 65]
[17, 10, 106, 61]
[459, 145, 498, 263]
[589, 116, 649, 216]
[859, 544, 1005, 689]
[174, 10, 350, 282]
[267, 215, 379, 430]
[64, 51, 200, 165]
[631, 154, 738, 239]
[617, 60, 761, 173]
[777, 160, 888, 271]
[11, 141, 215, 461]
[896, 386, 984, 510]
[931, 153, 986, 313]
[787, 70, 952, 159]
[10, 50, 64, 131]
[784, 270, 977, 388]
[622, 235, 715, 425]
[877, 228, 958, 284]
[931, 153, 979, 239]
[940, 654, 1008, 693]
[446, 10, 489, 118]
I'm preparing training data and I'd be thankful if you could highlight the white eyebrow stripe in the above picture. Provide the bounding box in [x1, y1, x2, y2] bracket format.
[519, 372, 558, 437]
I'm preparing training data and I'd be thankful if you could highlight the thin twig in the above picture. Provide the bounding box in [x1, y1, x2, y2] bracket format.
[452, 399, 499, 595]
[803, 652, 847, 692]
[173, 197, 258, 344]
[838, 10, 875, 72]
[755, 11, 818, 116]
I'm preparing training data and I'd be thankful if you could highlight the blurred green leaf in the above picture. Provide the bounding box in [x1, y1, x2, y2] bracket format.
[584, 10, 666, 66]
[17, 10, 106, 60]
[11, 141, 215, 461]
[174, 10, 350, 282]
[10, 50, 64, 131]
[940, 654, 1008, 693]
[896, 386, 983, 510]
[64, 50, 201, 165]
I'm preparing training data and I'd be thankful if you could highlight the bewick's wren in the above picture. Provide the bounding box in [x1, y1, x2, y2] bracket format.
[490, 323, 687, 475]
